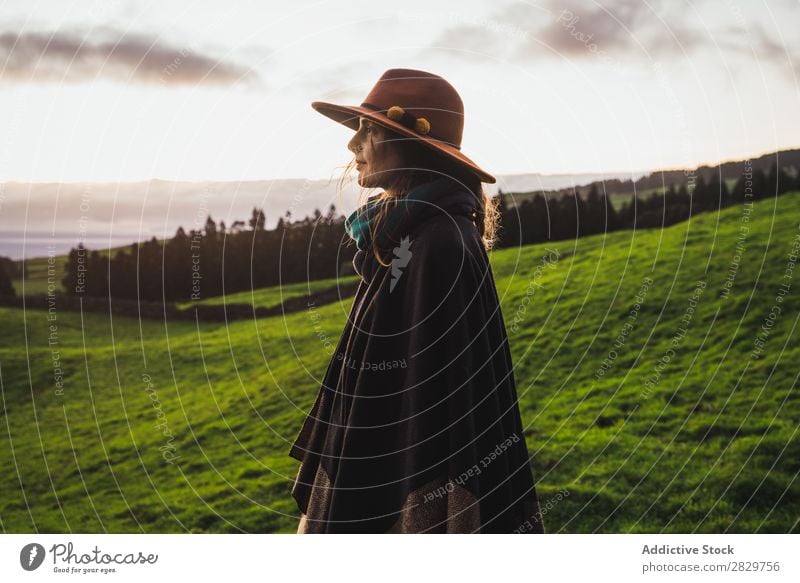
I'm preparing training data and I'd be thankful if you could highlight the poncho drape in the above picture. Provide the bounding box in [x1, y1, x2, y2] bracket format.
[288, 177, 546, 533]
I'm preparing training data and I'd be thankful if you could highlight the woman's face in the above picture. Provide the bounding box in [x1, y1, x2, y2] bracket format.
[347, 117, 404, 190]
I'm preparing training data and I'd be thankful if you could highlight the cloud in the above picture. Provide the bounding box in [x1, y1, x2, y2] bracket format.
[290, 60, 407, 106]
[743, 21, 800, 73]
[424, 0, 664, 62]
[428, 0, 798, 71]
[0, 28, 259, 86]
[424, 3, 539, 60]
[538, 0, 666, 54]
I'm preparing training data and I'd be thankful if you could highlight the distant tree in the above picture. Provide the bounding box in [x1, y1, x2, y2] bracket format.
[765, 162, 793, 197]
[496, 189, 508, 216]
[136, 237, 163, 301]
[582, 184, 607, 236]
[675, 184, 696, 217]
[751, 168, 767, 200]
[325, 204, 337, 224]
[86, 250, 109, 297]
[693, 175, 715, 211]
[554, 193, 578, 240]
[617, 193, 636, 229]
[204, 215, 217, 238]
[497, 191, 520, 247]
[62, 244, 87, 295]
[604, 189, 619, 231]
[249, 207, 266, 231]
[161, 227, 192, 301]
[703, 173, 728, 210]
[198, 215, 223, 298]
[0, 259, 15, 296]
[721, 178, 730, 201]
[0, 256, 18, 280]
[731, 173, 749, 203]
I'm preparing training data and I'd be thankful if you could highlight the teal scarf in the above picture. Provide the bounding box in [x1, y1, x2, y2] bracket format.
[344, 176, 465, 252]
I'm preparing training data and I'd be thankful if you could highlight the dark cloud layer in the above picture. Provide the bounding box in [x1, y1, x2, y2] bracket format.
[0, 28, 257, 85]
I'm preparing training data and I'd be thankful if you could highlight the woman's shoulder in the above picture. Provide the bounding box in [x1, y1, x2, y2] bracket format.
[394, 213, 490, 299]
[406, 213, 487, 275]
[408, 212, 483, 254]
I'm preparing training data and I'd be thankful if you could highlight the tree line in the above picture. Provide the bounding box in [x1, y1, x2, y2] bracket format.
[60, 205, 351, 302]
[1, 161, 792, 302]
[495, 162, 798, 247]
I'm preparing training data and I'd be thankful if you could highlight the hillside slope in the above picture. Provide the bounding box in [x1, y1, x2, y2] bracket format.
[1, 192, 797, 533]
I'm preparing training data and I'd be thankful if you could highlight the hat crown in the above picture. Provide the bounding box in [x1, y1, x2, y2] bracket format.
[360, 68, 464, 148]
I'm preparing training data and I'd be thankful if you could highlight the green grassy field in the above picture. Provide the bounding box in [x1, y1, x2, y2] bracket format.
[176, 275, 359, 310]
[1, 192, 798, 533]
[10, 245, 355, 302]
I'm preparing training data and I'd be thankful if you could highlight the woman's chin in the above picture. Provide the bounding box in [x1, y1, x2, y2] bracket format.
[357, 174, 376, 189]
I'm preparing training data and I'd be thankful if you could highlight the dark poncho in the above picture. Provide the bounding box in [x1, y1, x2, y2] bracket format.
[288, 177, 546, 533]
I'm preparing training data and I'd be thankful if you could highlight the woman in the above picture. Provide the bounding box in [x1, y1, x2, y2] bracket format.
[289, 68, 546, 533]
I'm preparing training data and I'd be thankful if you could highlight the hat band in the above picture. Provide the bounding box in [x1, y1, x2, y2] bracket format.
[360, 101, 461, 150]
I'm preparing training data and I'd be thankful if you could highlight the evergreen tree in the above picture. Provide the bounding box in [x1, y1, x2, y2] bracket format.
[61, 244, 86, 295]
[766, 162, 792, 196]
[249, 207, 266, 231]
[86, 250, 109, 297]
[0, 259, 15, 296]
[496, 189, 508, 215]
[604, 189, 619, 231]
[582, 184, 606, 235]
[751, 168, 767, 200]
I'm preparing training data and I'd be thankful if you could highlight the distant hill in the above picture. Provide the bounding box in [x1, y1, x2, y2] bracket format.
[5, 147, 796, 262]
[4, 146, 799, 294]
[506, 147, 800, 209]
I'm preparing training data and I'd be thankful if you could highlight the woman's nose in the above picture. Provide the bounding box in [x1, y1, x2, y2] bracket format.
[347, 134, 360, 155]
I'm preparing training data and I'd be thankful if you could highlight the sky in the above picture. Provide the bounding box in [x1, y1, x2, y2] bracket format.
[0, 0, 798, 184]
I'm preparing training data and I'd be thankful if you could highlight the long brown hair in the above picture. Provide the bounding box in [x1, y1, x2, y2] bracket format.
[336, 128, 500, 267]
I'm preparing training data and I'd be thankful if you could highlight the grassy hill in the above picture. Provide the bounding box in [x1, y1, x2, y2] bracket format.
[1, 192, 798, 533]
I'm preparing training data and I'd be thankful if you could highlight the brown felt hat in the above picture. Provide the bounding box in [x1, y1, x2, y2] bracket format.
[312, 68, 496, 184]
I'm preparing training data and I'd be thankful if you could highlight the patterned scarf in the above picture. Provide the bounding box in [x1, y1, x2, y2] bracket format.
[344, 176, 476, 252]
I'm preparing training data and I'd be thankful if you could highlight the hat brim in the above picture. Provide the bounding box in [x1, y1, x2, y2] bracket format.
[311, 101, 496, 184]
